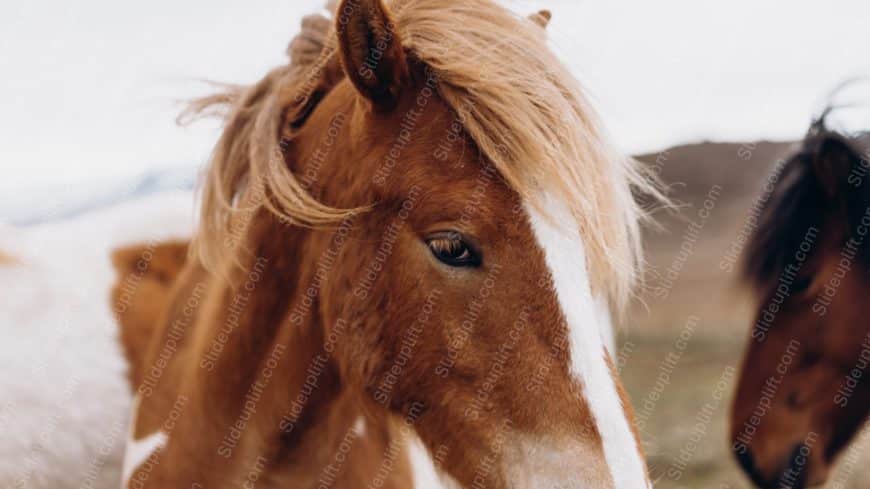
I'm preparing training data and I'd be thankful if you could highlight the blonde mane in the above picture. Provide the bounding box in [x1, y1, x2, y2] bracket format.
[190, 0, 656, 310]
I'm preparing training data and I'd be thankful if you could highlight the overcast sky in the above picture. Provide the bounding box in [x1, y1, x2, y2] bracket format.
[2, 0, 869, 218]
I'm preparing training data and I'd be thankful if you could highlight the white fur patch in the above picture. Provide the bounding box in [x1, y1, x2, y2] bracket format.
[407, 430, 462, 489]
[596, 298, 616, 355]
[502, 437, 612, 488]
[526, 194, 649, 489]
[121, 395, 168, 487]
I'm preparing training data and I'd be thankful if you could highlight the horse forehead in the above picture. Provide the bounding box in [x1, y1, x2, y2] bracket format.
[521, 194, 611, 343]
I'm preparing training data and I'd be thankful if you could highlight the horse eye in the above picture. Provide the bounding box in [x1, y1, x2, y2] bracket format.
[426, 232, 481, 267]
[791, 275, 813, 294]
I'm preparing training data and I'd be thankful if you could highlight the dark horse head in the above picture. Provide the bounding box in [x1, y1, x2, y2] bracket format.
[731, 111, 870, 488]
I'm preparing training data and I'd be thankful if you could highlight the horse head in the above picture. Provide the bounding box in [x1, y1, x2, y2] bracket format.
[119, 1, 655, 487]
[732, 116, 870, 488]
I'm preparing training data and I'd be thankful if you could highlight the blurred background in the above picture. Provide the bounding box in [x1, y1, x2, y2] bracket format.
[3, 0, 870, 487]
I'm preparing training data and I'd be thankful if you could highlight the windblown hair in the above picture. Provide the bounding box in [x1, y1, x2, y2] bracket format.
[184, 9, 355, 273]
[189, 0, 659, 310]
[742, 113, 870, 288]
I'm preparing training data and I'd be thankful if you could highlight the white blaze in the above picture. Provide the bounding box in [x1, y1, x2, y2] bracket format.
[525, 194, 649, 489]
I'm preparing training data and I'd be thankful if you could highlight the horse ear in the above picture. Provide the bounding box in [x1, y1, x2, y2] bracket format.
[529, 9, 552, 28]
[335, 0, 408, 111]
[812, 136, 856, 198]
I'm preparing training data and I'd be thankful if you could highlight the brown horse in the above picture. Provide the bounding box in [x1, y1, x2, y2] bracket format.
[731, 114, 870, 488]
[113, 0, 659, 487]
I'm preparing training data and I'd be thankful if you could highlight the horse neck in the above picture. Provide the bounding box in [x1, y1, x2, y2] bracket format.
[195, 212, 416, 486]
[144, 212, 373, 484]
[124, 208, 415, 488]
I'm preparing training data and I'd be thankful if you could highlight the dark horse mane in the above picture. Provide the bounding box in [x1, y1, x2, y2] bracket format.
[743, 110, 870, 287]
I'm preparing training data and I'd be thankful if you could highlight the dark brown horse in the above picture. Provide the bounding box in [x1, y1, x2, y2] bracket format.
[731, 113, 870, 488]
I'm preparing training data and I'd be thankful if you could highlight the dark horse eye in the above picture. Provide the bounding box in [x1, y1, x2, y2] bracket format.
[426, 232, 481, 267]
[791, 275, 813, 294]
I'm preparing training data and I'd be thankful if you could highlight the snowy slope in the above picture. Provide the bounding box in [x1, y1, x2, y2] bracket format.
[0, 191, 194, 489]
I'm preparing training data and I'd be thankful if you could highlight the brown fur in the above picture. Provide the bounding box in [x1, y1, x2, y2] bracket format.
[114, 1, 650, 488]
[732, 117, 870, 488]
[111, 241, 189, 387]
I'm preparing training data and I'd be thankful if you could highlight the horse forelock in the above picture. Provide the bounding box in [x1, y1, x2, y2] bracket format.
[391, 0, 659, 311]
[743, 120, 870, 289]
[188, 0, 659, 313]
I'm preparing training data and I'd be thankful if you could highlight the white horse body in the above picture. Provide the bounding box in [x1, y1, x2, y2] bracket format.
[0, 191, 193, 489]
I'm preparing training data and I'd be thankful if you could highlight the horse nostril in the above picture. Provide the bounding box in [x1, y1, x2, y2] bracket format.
[734, 444, 811, 489]
[735, 448, 767, 487]
[776, 444, 809, 489]
[735, 448, 755, 473]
